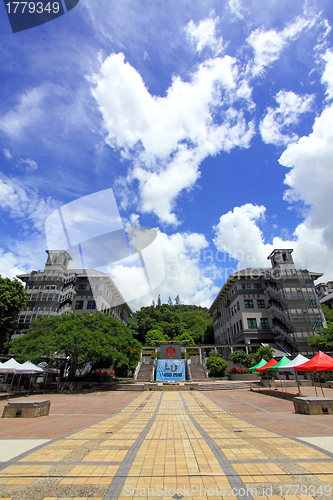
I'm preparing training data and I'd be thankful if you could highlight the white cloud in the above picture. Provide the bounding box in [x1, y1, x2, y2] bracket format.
[0, 87, 46, 138]
[280, 103, 333, 233]
[0, 175, 57, 232]
[213, 204, 273, 268]
[106, 229, 218, 310]
[228, 0, 244, 20]
[0, 249, 28, 279]
[247, 16, 314, 76]
[213, 203, 333, 280]
[91, 51, 254, 224]
[213, 48, 333, 282]
[3, 149, 13, 160]
[260, 90, 314, 146]
[185, 17, 223, 54]
[18, 158, 38, 172]
[321, 49, 333, 100]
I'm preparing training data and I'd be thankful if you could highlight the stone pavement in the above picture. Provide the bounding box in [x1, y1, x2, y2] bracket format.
[0, 388, 333, 500]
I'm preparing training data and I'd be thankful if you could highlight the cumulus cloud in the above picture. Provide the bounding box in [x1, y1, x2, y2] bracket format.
[321, 49, 333, 100]
[212, 203, 333, 280]
[213, 52, 333, 282]
[106, 229, 218, 310]
[247, 16, 314, 76]
[185, 17, 223, 54]
[91, 51, 254, 224]
[260, 90, 314, 146]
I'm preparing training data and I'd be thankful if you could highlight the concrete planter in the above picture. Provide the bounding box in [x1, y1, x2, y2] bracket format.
[228, 374, 258, 381]
[260, 378, 276, 388]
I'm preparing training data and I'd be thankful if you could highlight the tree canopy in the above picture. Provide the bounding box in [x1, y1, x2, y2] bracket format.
[128, 302, 213, 345]
[229, 349, 254, 368]
[7, 312, 141, 377]
[0, 276, 28, 353]
[253, 345, 274, 364]
[308, 306, 333, 351]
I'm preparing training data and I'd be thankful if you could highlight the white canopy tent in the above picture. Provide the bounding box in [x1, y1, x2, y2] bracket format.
[277, 353, 309, 395]
[20, 361, 44, 374]
[277, 354, 309, 372]
[0, 358, 26, 373]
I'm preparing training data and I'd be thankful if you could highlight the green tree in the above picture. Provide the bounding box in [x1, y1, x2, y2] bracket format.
[7, 312, 141, 377]
[230, 349, 254, 368]
[308, 322, 333, 351]
[253, 345, 274, 364]
[206, 354, 228, 377]
[322, 305, 333, 323]
[173, 331, 195, 345]
[0, 276, 28, 353]
[145, 329, 169, 345]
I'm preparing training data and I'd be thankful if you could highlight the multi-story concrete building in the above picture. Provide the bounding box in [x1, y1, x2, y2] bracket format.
[209, 249, 326, 356]
[15, 250, 132, 338]
[315, 281, 333, 309]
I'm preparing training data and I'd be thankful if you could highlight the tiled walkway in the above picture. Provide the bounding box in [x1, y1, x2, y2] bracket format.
[1, 391, 333, 500]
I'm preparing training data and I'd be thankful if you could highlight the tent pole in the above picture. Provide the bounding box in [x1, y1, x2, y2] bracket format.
[7, 372, 15, 400]
[295, 371, 302, 396]
[317, 371, 325, 397]
[311, 372, 319, 397]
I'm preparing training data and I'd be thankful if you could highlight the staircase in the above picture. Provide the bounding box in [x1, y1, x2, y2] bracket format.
[189, 363, 207, 381]
[136, 363, 154, 382]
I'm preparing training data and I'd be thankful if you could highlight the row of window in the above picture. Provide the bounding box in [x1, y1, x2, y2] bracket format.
[247, 318, 269, 329]
[231, 301, 240, 316]
[75, 300, 96, 310]
[244, 299, 265, 309]
[241, 283, 262, 290]
[233, 319, 243, 335]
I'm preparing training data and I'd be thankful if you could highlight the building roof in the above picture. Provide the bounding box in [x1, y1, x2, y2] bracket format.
[321, 292, 333, 305]
[209, 268, 270, 313]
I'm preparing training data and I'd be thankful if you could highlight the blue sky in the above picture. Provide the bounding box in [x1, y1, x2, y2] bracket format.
[1, 0, 333, 310]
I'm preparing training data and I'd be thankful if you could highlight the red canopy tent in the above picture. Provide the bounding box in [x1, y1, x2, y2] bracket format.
[295, 351, 333, 372]
[256, 358, 278, 372]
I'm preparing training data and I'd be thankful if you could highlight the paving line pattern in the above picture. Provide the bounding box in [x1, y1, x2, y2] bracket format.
[0, 391, 332, 500]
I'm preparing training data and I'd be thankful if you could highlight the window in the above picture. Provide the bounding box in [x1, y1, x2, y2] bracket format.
[242, 283, 246, 289]
[75, 301, 83, 310]
[239, 319, 243, 330]
[87, 301, 96, 310]
[247, 318, 257, 329]
[78, 284, 86, 291]
[246, 283, 251, 289]
[254, 283, 262, 290]
[236, 322, 239, 333]
[231, 307, 234, 316]
[237, 301, 240, 311]
[257, 300, 265, 308]
[244, 300, 254, 308]
[233, 325, 236, 335]
[261, 318, 270, 329]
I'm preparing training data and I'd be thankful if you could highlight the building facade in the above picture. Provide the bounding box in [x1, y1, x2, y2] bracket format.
[209, 249, 326, 356]
[15, 250, 132, 338]
[316, 281, 333, 309]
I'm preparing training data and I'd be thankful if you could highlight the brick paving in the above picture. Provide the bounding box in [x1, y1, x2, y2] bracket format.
[0, 388, 332, 500]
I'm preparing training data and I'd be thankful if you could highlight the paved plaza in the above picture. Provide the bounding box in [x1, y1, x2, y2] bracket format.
[0, 388, 333, 500]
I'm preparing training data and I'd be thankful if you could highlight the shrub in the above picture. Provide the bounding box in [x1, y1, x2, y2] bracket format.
[206, 356, 228, 377]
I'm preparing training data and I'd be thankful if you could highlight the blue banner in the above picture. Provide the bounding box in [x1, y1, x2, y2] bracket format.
[156, 359, 186, 382]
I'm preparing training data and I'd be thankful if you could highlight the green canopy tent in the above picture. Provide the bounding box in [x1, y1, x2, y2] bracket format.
[266, 356, 290, 371]
[266, 356, 291, 393]
[248, 359, 267, 372]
